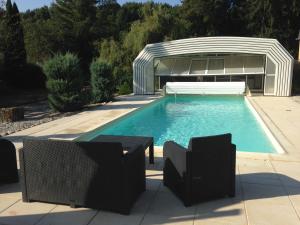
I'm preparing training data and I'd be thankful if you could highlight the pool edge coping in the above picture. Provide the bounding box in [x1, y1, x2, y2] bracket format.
[78, 95, 284, 155]
[245, 96, 285, 155]
[75, 95, 163, 141]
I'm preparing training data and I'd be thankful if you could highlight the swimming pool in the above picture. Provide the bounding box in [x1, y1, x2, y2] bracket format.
[78, 95, 280, 153]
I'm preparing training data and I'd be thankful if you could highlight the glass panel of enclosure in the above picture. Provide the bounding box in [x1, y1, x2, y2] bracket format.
[155, 58, 175, 75]
[244, 56, 264, 73]
[154, 54, 267, 91]
[155, 76, 160, 91]
[264, 57, 276, 94]
[225, 55, 244, 74]
[207, 58, 225, 74]
[171, 58, 191, 75]
[265, 76, 275, 94]
[155, 55, 265, 76]
[190, 60, 206, 74]
[266, 58, 276, 74]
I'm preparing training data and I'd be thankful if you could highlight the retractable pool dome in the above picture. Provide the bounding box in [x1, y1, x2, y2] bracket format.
[133, 37, 294, 96]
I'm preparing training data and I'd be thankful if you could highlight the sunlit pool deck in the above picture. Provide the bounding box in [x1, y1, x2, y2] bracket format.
[1, 95, 300, 225]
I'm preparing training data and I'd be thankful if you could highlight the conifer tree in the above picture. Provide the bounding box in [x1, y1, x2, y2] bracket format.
[0, 0, 5, 52]
[226, 0, 249, 36]
[246, 0, 274, 37]
[181, 0, 230, 36]
[51, 0, 97, 75]
[3, 0, 27, 84]
[274, 0, 300, 56]
[0, 0, 5, 79]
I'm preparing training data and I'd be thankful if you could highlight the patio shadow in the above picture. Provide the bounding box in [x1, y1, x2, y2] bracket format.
[0, 172, 300, 225]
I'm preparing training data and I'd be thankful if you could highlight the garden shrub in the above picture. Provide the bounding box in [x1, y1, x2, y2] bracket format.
[117, 82, 132, 95]
[90, 60, 114, 103]
[43, 53, 84, 112]
[22, 63, 46, 89]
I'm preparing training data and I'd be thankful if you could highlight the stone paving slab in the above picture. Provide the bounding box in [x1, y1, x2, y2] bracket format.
[141, 213, 195, 225]
[242, 183, 300, 225]
[195, 198, 247, 225]
[0, 201, 56, 225]
[36, 206, 97, 225]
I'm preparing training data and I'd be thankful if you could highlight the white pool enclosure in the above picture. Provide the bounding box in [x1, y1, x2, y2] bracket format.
[133, 37, 294, 96]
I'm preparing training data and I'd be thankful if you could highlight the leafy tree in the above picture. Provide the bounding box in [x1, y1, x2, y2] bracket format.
[90, 60, 114, 103]
[3, 0, 27, 84]
[181, 0, 231, 36]
[94, 0, 121, 40]
[2, 0, 300, 93]
[123, 3, 174, 59]
[246, 0, 274, 37]
[0, 0, 5, 66]
[271, 0, 300, 56]
[22, 7, 54, 63]
[115, 2, 143, 33]
[50, 0, 97, 74]
[246, 0, 300, 56]
[226, 0, 249, 36]
[98, 39, 132, 92]
[43, 53, 84, 112]
[96, 0, 117, 6]
[0, 0, 4, 69]
[117, 82, 131, 95]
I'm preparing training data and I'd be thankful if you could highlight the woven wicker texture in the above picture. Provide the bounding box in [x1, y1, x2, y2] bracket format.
[0, 138, 18, 184]
[163, 133, 236, 206]
[20, 139, 145, 214]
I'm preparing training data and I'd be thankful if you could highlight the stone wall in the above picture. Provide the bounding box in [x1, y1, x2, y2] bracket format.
[0, 107, 24, 123]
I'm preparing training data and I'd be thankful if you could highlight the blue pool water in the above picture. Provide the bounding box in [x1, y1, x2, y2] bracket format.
[78, 95, 276, 153]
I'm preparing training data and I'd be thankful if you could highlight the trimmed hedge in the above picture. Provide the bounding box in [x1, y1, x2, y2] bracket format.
[43, 53, 84, 112]
[90, 60, 114, 103]
[117, 82, 131, 95]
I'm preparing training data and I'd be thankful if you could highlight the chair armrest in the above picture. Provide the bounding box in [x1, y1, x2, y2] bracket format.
[123, 144, 142, 155]
[231, 144, 236, 151]
[163, 141, 187, 177]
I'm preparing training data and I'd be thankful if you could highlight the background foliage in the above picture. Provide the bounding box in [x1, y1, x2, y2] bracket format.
[90, 60, 114, 103]
[0, 0, 300, 96]
[43, 53, 85, 112]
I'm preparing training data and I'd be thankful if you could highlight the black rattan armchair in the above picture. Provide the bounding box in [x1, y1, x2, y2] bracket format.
[20, 139, 146, 214]
[163, 133, 236, 206]
[0, 138, 18, 184]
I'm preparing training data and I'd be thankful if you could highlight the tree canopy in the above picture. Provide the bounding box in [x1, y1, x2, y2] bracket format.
[0, 0, 299, 89]
[2, 0, 27, 84]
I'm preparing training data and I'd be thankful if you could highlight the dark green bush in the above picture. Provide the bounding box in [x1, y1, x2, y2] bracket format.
[43, 53, 84, 112]
[117, 82, 132, 95]
[22, 63, 46, 89]
[0, 62, 46, 89]
[90, 60, 114, 103]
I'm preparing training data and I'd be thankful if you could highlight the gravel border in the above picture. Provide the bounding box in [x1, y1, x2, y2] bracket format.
[0, 101, 76, 137]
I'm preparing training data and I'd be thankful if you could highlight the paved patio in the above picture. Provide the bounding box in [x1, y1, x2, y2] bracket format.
[1, 95, 300, 225]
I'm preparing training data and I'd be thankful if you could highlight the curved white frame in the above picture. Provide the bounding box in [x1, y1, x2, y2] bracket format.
[133, 37, 294, 96]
